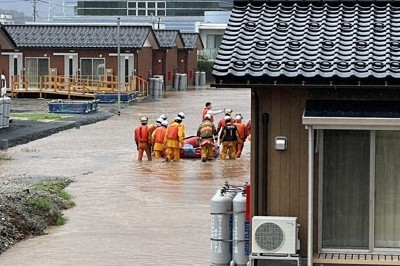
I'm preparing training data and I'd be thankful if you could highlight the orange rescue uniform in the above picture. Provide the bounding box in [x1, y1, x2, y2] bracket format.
[134, 125, 152, 161]
[234, 121, 249, 158]
[164, 121, 185, 161]
[151, 126, 167, 158]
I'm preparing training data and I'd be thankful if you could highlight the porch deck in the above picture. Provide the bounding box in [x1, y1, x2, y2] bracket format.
[9, 75, 149, 99]
[314, 253, 400, 265]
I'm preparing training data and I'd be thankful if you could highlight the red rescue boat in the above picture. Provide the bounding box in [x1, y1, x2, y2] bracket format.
[180, 136, 219, 158]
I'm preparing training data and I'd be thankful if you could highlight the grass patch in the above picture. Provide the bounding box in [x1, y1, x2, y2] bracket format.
[11, 113, 71, 122]
[33, 179, 75, 205]
[21, 147, 38, 153]
[28, 197, 68, 226]
[28, 197, 53, 211]
[28, 178, 75, 226]
[0, 154, 13, 160]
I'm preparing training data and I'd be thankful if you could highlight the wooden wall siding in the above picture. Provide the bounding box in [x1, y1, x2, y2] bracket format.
[251, 87, 309, 257]
[137, 47, 153, 81]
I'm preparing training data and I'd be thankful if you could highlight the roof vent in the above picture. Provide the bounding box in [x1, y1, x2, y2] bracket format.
[374, 22, 385, 31]
[322, 41, 335, 50]
[285, 61, 297, 69]
[337, 61, 350, 69]
[390, 61, 400, 70]
[277, 21, 288, 31]
[341, 22, 352, 31]
[251, 61, 263, 69]
[289, 40, 301, 50]
[302, 61, 315, 69]
[268, 61, 280, 69]
[390, 41, 400, 51]
[354, 61, 367, 69]
[308, 22, 320, 31]
[244, 21, 257, 31]
[320, 61, 332, 69]
[372, 61, 385, 70]
[233, 60, 246, 70]
[356, 41, 368, 50]
[256, 40, 268, 49]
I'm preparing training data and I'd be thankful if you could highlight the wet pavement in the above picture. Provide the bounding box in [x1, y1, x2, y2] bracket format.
[0, 88, 251, 266]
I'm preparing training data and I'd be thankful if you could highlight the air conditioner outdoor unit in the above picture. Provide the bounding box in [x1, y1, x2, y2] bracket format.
[251, 216, 300, 255]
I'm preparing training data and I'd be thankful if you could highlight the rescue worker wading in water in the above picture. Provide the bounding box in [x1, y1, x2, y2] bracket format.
[164, 116, 185, 162]
[151, 120, 168, 158]
[219, 116, 241, 160]
[134, 117, 152, 161]
[202, 102, 224, 122]
[233, 114, 249, 158]
[197, 113, 218, 162]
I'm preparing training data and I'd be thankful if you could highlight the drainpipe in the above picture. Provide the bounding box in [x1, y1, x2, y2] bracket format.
[307, 126, 314, 266]
[261, 112, 269, 216]
[252, 89, 260, 215]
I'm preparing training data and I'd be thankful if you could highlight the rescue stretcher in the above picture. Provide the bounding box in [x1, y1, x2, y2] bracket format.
[180, 136, 219, 158]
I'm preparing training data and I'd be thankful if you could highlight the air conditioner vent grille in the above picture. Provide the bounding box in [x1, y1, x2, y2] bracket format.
[254, 222, 284, 252]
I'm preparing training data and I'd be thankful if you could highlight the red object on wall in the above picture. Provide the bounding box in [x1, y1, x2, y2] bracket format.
[168, 72, 172, 81]
[189, 70, 193, 79]
[245, 183, 251, 222]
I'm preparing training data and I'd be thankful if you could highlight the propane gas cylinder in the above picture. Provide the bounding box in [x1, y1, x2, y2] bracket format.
[210, 189, 234, 265]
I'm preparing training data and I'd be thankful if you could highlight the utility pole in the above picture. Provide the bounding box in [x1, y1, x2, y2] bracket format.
[32, 0, 37, 21]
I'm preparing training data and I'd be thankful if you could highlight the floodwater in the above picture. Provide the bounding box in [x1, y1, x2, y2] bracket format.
[0, 88, 251, 266]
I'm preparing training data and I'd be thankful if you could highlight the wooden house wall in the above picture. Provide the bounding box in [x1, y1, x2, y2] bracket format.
[136, 47, 153, 81]
[250, 87, 310, 257]
[152, 48, 178, 87]
[187, 50, 197, 85]
[165, 48, 178, 86]
[152, 49, 165, 80]
[177, 49, 197, 86]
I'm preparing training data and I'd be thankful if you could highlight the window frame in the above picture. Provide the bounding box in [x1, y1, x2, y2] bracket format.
[318, 129, 400, 254]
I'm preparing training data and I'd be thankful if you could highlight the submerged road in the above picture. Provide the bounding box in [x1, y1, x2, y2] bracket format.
[0, 88, 251, 265]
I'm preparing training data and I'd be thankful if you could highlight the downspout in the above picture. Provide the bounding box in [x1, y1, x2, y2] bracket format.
[261, 112, 269, 216]
[307, 126, 314, 266]
[252, 89, 260, 215]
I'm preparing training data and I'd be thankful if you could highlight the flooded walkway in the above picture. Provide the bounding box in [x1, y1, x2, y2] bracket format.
[0, 88, 251, 265]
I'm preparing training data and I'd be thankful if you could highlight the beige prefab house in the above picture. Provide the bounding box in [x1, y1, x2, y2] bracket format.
[213, 0, 400, 265]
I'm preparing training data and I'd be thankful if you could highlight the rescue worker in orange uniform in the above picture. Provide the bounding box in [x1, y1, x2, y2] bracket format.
[202, 102, 224, 122]
[148, 117, 162, 154]
[177, 112, 186, 135]
[233, 114, 249, 158]
[151, 120, 168, 158]
[246, 119, 252, 141]
[217, 109, 236, 133]
[197, 113, 218, 162]
[134, 117, 152, 161]
[164, 116, 185, 162]
[148, 117, 162, 137]
[219, 116, 241, 160]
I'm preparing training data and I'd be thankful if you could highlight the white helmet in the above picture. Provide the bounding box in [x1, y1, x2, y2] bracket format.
[178, 112, 185, 119]
[156, 118, 163, 124]
[174, 116, 182, 122]
[225, 108, 232, 115]
[224, 115, 231, 121]
[235, 114, 242, 120]
[204, 114, 211, 120]
[161, 120, 169, 127]
[160, 114, 167, 120]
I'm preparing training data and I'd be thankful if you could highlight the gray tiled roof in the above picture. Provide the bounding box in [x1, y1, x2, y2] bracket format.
[1, 24, 154, 49]
[213, 1, 400, 85]
[181, 33, 203, 49]
[154, 29, 183, 48]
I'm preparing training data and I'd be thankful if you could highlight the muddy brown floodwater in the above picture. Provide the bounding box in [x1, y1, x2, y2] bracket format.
[0, 88, 251, 266]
